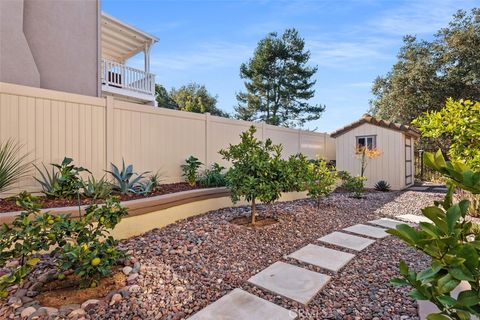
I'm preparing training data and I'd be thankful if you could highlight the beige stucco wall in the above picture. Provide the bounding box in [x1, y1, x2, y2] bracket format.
[0, 0, 99, 96]
[0, 0, 40, 87]
[23, 0, 100, 96]
[335, 123, 415, 190]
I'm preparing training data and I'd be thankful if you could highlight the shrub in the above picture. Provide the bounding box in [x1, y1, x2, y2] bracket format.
[281, 154, 310, 193]
[306, 159, 337, 208]
[56, 197, 127, 287]
[413, 99, 480, 216]
[374, 180, 391, 192]
[389, 150, 480, 319]
[35, 157, 90, 198]
[82, 175, 112, 200]
[181, 156, 203, 187]
[0, 139, 31, 196]
[343, 175, 366, 198]
[219, 126, 284, 225]
[107, 159, 149, 194]
[198, 163, 226, 187]
[0, 193, 128, 295]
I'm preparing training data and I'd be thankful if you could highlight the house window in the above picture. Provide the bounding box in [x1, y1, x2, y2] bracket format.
[356, 135, 376, 149]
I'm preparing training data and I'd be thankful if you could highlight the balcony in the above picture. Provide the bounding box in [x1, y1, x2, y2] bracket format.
[101, 58, 155, 101]
[100, 13, 158, 104]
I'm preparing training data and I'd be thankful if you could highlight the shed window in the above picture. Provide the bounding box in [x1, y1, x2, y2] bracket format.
[356, 135, 376, 149]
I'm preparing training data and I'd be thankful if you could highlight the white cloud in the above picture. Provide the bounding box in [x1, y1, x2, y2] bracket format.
[370, 0, 477, 36]
[148, 41, 253, 71]
[308, 36, 394, 69]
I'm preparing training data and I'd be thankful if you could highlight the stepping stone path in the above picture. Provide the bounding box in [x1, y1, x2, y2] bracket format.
[343, 224, 389, 239]
[318, 231, 375, 251]
[248, 261, 331, 305]
[397, 213, 432, 224]
[189, 288, 297, 320]
[287, 244, 355, 272]
[368, 218, 405, 229]
[190, 219, 406, 319]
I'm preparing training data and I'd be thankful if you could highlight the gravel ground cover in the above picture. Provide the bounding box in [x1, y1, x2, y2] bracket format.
[1, 190, 442, 319]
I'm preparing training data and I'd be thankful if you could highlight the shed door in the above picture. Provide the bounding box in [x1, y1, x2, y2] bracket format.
[405, 138, 412, 185]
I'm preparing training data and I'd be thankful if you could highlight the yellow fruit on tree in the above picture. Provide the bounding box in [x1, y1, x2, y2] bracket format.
[91, 257, 101, 266]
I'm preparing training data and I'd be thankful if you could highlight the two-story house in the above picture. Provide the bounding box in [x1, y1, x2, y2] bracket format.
[0, 0, 158, 105]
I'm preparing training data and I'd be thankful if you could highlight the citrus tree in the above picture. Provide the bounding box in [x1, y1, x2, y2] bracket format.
[219, 126, 284, 225]
[389, 151, 480, 319]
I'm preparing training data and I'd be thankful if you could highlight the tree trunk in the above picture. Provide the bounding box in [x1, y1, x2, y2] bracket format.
[251, 198, 256, 225]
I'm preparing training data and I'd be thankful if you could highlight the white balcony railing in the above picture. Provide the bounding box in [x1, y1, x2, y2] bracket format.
[101, 58, 155, 96]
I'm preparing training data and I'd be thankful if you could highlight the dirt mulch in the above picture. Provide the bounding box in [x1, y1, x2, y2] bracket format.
[229, 216, 278, 228]
[36, 272, 126, 309]
[0, 182, 203, 213]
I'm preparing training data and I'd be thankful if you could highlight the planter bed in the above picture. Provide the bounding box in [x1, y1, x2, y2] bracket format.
[0, 182, 204, 214]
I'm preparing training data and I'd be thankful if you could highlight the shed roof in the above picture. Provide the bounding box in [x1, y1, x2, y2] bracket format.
[330, 114, 420, 138]
[101, 12, 159, 62]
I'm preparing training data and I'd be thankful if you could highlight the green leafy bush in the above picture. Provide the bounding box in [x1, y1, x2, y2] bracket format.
[56, 197, 127, 287]
[374, 180, 391, 192]
[343, 175, 366, 198]
[198, 163, 226, 187]
[0, 193, 128, 295]
[181, 156, 203, 187]
[389, 150, 480, 320]
[0, 139, 31, 195]
[306, 159, 337, 208]
[34, 157, 90, 198]
[413, 99, 480, 171]
[413, 99, 480, 216]
[107, 159, 149, 194]
[281, 154, 311, 193]
[82, 175, 112, 200]
[219, 126, 284, 225]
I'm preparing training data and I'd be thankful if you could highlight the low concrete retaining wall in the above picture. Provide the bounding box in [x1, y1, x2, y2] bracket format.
[0, 188, 309, 240]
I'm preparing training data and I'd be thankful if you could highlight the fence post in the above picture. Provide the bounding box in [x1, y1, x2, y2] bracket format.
[261, 122, 265, 141]
[205, 112, 211, 168]
[105, 96, 114, 171]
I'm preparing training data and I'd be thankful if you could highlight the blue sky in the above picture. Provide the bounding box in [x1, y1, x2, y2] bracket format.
[102, 0, 477, 133]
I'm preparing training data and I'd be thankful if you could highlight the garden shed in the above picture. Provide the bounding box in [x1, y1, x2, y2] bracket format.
[331, 114, 420, 190]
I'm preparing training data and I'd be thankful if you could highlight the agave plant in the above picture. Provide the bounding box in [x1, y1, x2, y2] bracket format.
[374, 180, 391, 192]
[0, 139, 31, 195]
[82, 175, 112, 199]
[107, 159, 149, 194]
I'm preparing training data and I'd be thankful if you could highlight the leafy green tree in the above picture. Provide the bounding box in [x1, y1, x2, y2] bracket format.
[413, 99, 480, 170]
[155, 84, 178, 109]
[370, 8, 480, 124]
[235, 28, 325, 127]
[219, 126, 284, 225]
[156, 83, 230, 118]
[389, 151, 480, 320]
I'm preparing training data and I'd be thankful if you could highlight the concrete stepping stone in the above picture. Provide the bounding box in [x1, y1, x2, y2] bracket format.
[318, 231, 375, 251]
[409, 186, 429, 191]
[248, 261, 330, 305]
[368, 218, 405, 229]
[343, 224, 389, 239]
[287, 244, 355, 272]
[397, 214, 431, 224]
[189, 288, 297, 320]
